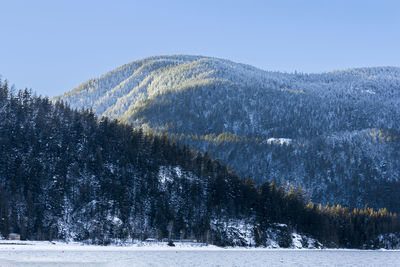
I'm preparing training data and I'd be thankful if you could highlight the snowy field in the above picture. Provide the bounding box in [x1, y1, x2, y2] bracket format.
[0, 242, 399, 266]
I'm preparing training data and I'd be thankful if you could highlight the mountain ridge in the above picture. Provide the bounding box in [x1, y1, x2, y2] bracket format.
[57, 55, 400, 127]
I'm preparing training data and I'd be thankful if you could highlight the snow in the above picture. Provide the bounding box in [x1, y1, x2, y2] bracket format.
[362, 89, 376, 95]
[211, 219, 254, 246]
[107, 215, 122, 227]
[266, 138, 292, 145]
[209, 219, 323, 249]
[291, 233, 303, 249]
[158, 166, 174, 184]
[174, 166, 182, 178]
[290, 233, 320, 249]
[0, 241, 398, 266]
[272, 223, 287, 227]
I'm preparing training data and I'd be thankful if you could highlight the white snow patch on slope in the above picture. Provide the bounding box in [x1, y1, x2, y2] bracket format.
[266, 138, 292, 145]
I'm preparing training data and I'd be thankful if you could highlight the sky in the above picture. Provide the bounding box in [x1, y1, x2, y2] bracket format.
[1, 0, 399, 97]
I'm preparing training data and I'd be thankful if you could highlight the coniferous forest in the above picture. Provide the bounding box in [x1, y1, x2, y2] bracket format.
[1, 80, 400, 248]
[58, 56, 400, 212]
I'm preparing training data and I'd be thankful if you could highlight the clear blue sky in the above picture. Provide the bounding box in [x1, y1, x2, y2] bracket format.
[1, 0, 399, 97]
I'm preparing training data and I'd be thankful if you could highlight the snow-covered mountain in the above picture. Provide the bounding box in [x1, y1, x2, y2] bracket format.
[2, 73, 400, 248]
[57, 55, 400, 211]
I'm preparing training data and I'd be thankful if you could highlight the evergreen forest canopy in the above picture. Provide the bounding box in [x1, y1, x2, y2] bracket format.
[1, 79, 400, 248]
[57, 55, 400, 212]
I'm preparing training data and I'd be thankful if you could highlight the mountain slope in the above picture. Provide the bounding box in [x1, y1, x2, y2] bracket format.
[2, 80, 400, 248]
[57, 55, 400, 211]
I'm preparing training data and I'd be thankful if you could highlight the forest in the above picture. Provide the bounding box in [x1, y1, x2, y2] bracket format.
[1, 79, 399, 248]
[57, 55, 400, 212]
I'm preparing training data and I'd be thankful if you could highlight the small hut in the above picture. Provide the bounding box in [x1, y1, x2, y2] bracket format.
[8, 233, 20, 240]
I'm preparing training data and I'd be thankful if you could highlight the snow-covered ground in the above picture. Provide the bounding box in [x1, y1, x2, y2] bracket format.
[0, 241, 399, 266]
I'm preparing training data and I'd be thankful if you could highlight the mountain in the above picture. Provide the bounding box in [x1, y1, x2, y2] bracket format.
[56, 55, 400, 211]
[1, 80, 400, 248]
